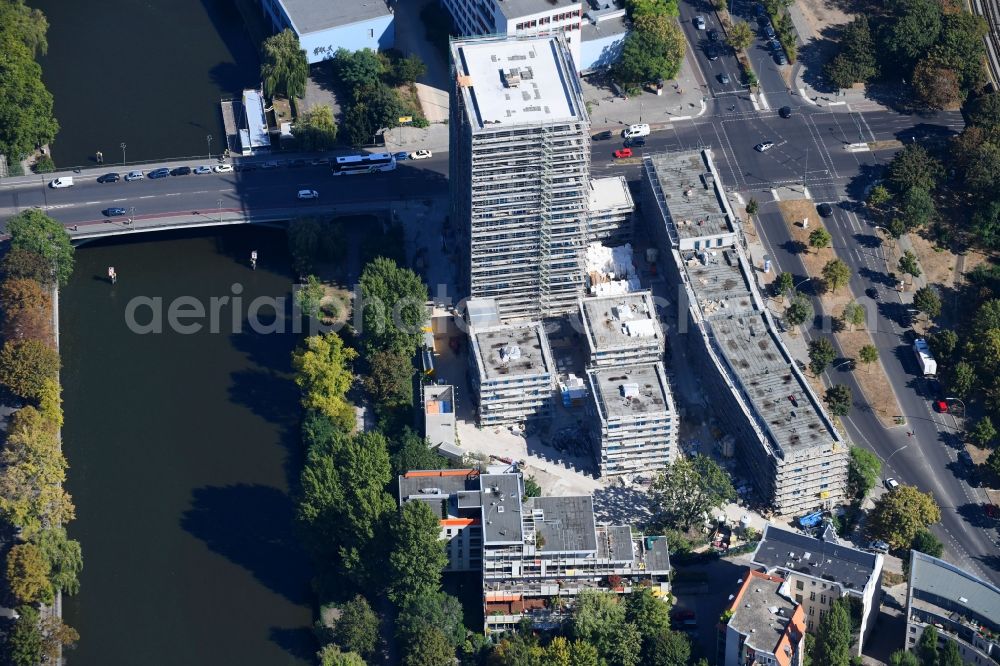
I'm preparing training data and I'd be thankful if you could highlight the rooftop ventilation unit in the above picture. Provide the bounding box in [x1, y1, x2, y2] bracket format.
[502, 67, 523, 87]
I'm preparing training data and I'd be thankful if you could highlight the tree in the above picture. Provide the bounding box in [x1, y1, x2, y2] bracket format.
[397, 591, 466, 648]
[343, 82, 405, 146]
[848, 446, 881, 500]
[948, 360, 976, 398]
[814, 598, 853, 666]
[0, 338, 60, 400]
[261, 29, 308, 99]
[8, 605, 42, 666]
[318, 644, 367, 666]
[868, 184, 892, 209]
[927, 330, 958, 360]
[843, 301, 866, 330]
[644, 629, 690, 666]
[292, 332, 357, 431]
[971, 200, 1000, 248]
[898, 251, 922, 284]
[824, 384, 853, 416]
[859, 344, 879, 373]
[809, 227, 832, 251]
[359, 257, 428, 357]
[823, 259, 851, 293]
[403, 627, 455, 666]
[2, 248, 55, 285]
[39, 615, 79, 664]
[900, 187, 936, 230]
[387, 500, 448, 604]
[883, 0, 942, 69]
[970, 91, 1000, 130]
[776, 272, 794, 298]
[390, 429, 448, 476]
[939, 638, 963, 666]
[296, 275, 327, 318]
[917, 626, 939, 666]
[988, 447, 1000, 480]
[623, 588, 671, 640]
[809, 338, 837, 375]
[785, 294, 814, 327]
[627, 0, 680, 19]
[607, 621, 643, 666]
[728, 21, 754, 51]
[1, 276, 53, 343]
[613, 20, 685, 85]
[6, 209, 74, 286]
[933, 11, 988, 92]
[393, 54, 427, 84]
[913, 286, 941, 319]
[32, 526, 82, 595]
[363, 348, 414, 408]
[886, 144, 943, 194]
[333, 48, 384, 93]
[334, 595, 380, 659]
[913, 59, 962, 109]
[868, 484, 941, 549]
[824, 16, 878, 88]
[523, 475, 542, 498]
[970, 416, 997, 447]
[7, 542, 53, 604]
[964, 142, 1000, 200]
[910, 528, 944, 558]
[890, 649, 920, 666]
[294, 105, 338, 151]
[0, 34, 59, 163]
[650, 455, 735, 530]
[746, 197, 759, 216]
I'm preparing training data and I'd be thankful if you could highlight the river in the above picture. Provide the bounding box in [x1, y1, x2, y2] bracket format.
[59, 227, 313, 665]
[35, 0, 261, 167]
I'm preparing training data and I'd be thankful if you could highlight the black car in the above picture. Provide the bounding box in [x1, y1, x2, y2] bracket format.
[234, 163, 257, 172]
[707, 28, 720, 41]
[706, 45, 720, 61]
[171, 166, 192, 176]
[97, 172, 120, 183]
[779, 106, 792, 118]
[148, 168, 170, 179]
[817, 202, 834, 217]
[865, 287, 879, 300]
[103, 207, 127, 216]
[593, 130, 613, 141]
[289, 158, 308, 168]
[624, 137, 646, 148]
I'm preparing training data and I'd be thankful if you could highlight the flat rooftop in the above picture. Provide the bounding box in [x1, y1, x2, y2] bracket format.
[479, 473, 524, 544]
[398, 469, 478, 503]
[682, 250, 755, 314]
[277, 0, 390, 34]
[582, 13, 629, 41]
[910, 551, 1000, 632]
[728, 570, 799, 657]
[452, 35, 583, 130]
[647, 151, 733, 239]
[496, 0, 583, 20]
[589, 176, 633, 212]
[581, 291, 661, 351]
[590, 363, 671, 420]
[530, 496, 599, 553]
[753, 525, 878, 592]
[473, 322, 553, 380]
[424, 385, 456, 446]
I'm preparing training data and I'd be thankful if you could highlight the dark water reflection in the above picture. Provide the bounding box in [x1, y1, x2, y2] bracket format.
[60, 227, 312, 665]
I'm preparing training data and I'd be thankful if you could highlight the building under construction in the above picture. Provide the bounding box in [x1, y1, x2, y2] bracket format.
[450, 34, 591, 321]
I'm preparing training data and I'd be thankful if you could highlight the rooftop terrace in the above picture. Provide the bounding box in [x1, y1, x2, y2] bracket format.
[647, 151, 732, 240]
[452, 35, 583, 130]
[590, 363, 671, 420]
[580, 291, 661, 351]
[473, 322, 553, 380]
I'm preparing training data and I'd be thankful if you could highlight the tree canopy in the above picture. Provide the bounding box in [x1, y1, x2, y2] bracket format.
[294, 105, 338, 151]
[292, 332, 357, 431]
[359, 257, 428, 358]
[0, 5, 58, 162]
[261, 29, 308, 99]
[824, 384, 853, 416]
[822, 259, 851, 292]
[333, 595, 380, 659]
[6, 210, 73, 286]
[650, 454, 735, 530]
[808, 338, 837, 375]
[813, 598, 853, 666]
[848, 447, 881, 501]
[386, 500, 448, 604]
[868, 484, 941, 549]
[613, 14, 685, 86]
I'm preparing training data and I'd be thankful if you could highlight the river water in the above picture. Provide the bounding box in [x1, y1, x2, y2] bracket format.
[60, 227, 313, 665]
[35, 0, 261, 167]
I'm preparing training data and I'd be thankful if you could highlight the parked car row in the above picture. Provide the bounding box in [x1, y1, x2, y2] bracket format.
[92, 163, 232, 185]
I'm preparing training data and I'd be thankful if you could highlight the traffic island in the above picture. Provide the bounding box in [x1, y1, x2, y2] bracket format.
[776, 198, 904, 429]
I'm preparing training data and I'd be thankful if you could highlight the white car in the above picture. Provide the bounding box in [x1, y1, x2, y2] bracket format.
[885, 478, 900, 491]
[409, 149, 433, 160]
[49, 177, 74, 188]
[213, 164, 233, 173]
[754, 141, 775, 152]
[694, 16, 706, 29]
[297, 189, 318, 200]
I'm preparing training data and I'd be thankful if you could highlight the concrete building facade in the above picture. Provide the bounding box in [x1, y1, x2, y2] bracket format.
[399, 468, 672, 633]
[753, 525, 883, 652]
[641, 150, 849, 515]
[905, 551, 1000, 664]
[720, 569, 806, 666]
[450, 35, 592, 321]
[259, 0, 394, 64]
[587, 362, 678, 476]
[587, 176, 635, 245]
[398, 469, 484, 572]
[468, 321, 556, 425]
[579, 291, 663, 367]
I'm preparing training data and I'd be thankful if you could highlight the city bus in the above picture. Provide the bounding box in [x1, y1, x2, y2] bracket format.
[332, 153, 397, 175]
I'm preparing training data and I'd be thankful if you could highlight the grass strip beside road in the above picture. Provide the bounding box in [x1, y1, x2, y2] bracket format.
[778, 199, 903, 428]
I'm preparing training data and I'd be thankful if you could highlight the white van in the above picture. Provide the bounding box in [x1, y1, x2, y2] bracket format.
[622, 123, 650, 139]
[49, 177, 74, 188]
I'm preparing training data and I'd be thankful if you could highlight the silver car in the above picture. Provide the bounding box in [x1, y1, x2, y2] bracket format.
[124, 170, 144, 181]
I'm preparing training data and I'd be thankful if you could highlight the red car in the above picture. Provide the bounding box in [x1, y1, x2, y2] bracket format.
[614, 148, 633, 159]
[934, 400, 949, 413]
[985, 503, 1000, 520]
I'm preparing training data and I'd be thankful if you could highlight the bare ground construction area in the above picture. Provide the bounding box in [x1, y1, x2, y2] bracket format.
[777, 199, 903, 427]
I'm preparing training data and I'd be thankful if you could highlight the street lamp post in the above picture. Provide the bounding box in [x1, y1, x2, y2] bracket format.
[128, 206, 135, 226]
[793, 277, 812, 292]
[945, 396, 966, 417]
[207, 134, 213, 160]
[120, 142, 126, 167]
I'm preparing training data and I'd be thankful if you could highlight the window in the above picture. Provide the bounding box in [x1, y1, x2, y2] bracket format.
[810, 592, 816, 601]
[808, 607, 814, 616]
[796, 581, 804, 590]
[808, 620, 814, 630]
[821, 595, 827, 604]
[795, 594, 803, 603]
[368, 28, 374, 38]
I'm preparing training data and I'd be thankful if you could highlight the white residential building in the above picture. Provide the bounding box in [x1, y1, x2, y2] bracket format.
[579, 291, 663, 367]
[468, 321, 556, 425]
